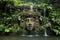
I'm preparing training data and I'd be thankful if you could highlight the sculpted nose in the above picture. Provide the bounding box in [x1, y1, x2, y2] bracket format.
[29, 24, 32, 25]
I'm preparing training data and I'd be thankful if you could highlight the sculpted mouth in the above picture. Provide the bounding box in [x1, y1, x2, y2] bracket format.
[28, 25, 32, 27]
[26, 25, 34, 30]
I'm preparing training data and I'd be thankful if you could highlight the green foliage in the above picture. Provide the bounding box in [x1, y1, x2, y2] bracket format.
[49, 11, 60, 35]
[10, 24, 20, 32]
[0, 1, 20, 33]
[39, 16, 51, 30]
[0, 24, 4, 31]
[53, 28, 60, 35]
[0, 0, 60, 35]
[38, 3, 60, 35]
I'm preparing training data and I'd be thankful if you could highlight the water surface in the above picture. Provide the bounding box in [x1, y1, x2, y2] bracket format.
[0, 36, 60, 40]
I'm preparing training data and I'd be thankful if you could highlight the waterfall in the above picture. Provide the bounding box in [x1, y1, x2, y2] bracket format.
[44, 29, 48, 36]
[30, 5, 33, 12]
[43, 7, 48, 36]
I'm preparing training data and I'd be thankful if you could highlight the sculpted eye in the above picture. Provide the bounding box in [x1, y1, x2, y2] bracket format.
[26, 19, 29, 22]
[21, 20, 24, 22]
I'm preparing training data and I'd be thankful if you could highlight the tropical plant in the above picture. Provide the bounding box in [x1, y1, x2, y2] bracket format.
[0, 0, 60, 35]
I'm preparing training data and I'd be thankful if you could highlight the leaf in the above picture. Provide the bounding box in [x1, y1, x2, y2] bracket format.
[53, 29, 59, 35]
[5, 29, 10, 32]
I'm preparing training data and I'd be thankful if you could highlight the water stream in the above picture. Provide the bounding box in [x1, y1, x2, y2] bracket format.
[30, 5, 33, 12]
[43, 7, 48, 36]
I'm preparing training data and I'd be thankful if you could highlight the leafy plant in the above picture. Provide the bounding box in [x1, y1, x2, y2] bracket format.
[0, 0, 60, 35]
[0, 24, 5, 31]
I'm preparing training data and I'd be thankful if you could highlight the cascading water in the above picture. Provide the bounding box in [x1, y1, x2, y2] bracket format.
[44, 29, 48, 36]
[30, 5, 33, 12]
[43, 7, 48, 36]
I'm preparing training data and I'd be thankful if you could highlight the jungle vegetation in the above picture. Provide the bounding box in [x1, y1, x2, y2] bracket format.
[0, 0, 60, 35]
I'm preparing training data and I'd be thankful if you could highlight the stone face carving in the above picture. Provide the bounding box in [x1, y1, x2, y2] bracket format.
[25, 17, 36, 30]
[19, 5, 41, 34]
[20, 16, 39, 31]
[20, 16, 39, 35]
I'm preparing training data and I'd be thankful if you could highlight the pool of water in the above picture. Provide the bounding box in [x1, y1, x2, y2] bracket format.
[0, 36, 60, 40]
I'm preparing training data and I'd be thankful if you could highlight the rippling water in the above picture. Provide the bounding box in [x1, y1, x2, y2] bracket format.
[0, 36, 60, 40]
